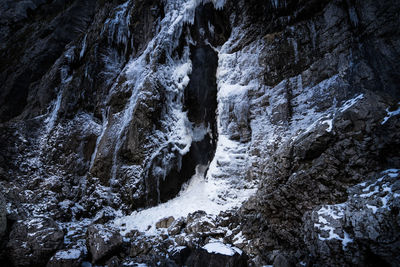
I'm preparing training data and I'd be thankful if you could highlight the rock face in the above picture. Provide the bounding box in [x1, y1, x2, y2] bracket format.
[303, 169, 400, 266]
[86, 224, 123, 263]
[0, 0, 399, 266]
[0, 193, 6, 239]
[7, 217, 64, 266]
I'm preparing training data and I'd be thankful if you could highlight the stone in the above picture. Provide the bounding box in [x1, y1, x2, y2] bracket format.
[46, 248, 83, 267]
[273, 254, 292, 267]
[185, 212, 216, 234]
[156, 216, 175, 229]
[105, 256, 120, 267]
[169, 246, 192, 266]
[185, 247, 247, 267]
[7, 217, 64, 266]
[130, 240, 151, 257]
[168, 217, 185, 235]
[86, 224, 123, 263]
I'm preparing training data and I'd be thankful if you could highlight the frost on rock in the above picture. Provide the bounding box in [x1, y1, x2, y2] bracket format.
[305, 169, 400, 263]
[112, 0, 256, 236]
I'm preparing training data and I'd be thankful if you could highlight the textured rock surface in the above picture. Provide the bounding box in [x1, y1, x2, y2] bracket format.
[86, 224, 123, 263]
[7, 217, 64, 266]
[0, 193, 6, 239]
[156, 216, 175, 229]
[304, 169, 400, 266]
[0, 0, 399, 266]
[47, 248, 83, 267]
[185, 247, 247, 267]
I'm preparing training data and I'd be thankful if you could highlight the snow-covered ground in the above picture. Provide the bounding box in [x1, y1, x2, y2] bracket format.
[114, 164, 256, 235]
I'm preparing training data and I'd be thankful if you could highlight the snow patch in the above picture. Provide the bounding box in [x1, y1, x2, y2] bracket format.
[339, 94, 364, 112]
[203, 241, 241, 256]
[54, 249, 81, 260]
[382, 103, 400, 124]
[114, 165, 255, 235]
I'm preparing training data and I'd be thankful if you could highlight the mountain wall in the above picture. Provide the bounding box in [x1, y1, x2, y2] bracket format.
[0, 0, 399, 266]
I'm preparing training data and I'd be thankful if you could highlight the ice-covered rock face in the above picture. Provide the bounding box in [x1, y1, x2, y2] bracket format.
[1, 0, 400, 266]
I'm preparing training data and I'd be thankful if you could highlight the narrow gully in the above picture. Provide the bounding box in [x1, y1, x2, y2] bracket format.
[145, 3, 230, 207]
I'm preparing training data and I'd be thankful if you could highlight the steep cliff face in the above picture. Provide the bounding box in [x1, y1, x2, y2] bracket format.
[0, 0, 399, 266]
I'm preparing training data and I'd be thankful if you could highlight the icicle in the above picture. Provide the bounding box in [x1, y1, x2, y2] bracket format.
[45, 88, 63, 133]
[79, 34, 87, 59]
[290, 38, 299, 64]
[89, 107, 109, 172]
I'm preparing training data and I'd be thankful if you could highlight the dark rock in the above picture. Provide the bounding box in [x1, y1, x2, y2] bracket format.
[0, 193, 6, 239]
[185, 245, 247, 267]
[105, 256, 120, 267]
[86, 224, 123, 263]
[185, 211, 217, 234]
[46, 248, 83, 267]
[169, 246, 192, 266]
[273, 254, 292, 267]
[303, 169, 400, 266]
[130, 240, 151, 257]
[7, 217, 64, 266]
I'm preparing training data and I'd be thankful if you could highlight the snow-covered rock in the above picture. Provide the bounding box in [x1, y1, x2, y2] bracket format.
[7, 217, 64, 266]
[86, 224, 123, 263]
[47, 248, 83, 267]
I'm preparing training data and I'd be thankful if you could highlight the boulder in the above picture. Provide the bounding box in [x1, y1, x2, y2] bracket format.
[46, 248, 83, 267]
[7, 217, 64, 266]
[185, 212, 216, 234]
[130, 240, 151, 257]
[168, 217, 185, 235]
[169, 246, 192, 266]
[273, 254, 292, 267]
[185, 242, 247, 267]
[86, 224, 123, 263]
[156, 216, 175, 229]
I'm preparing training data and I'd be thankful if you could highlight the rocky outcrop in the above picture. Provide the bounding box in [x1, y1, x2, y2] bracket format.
[47, 248, 83, 267]
[0, 0, 399, 266]
[304, 169, 400, 266]
[86, 224, 123, 263]
[7, 217, 64, 266]
[155, 216, 175, 229]
[231, 0, 400, 265]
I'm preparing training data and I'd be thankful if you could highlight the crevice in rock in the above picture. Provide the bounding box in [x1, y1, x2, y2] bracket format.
[145, 3, 230, 207]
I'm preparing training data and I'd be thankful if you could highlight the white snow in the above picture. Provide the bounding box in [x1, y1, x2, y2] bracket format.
[382, 103, 400, 124]
[202, 241, 241, 256]
[114, 164, 255, 235]
[232, 231, 246, 245]
[79, 34, 87, 59]
[45, 89, 63, 133]
[366, 204, 378, 214]
[322, 119, 333, 132]
[342, 231, 354, 248]
[348, 5, 359, 27]
[317, 204, 344, 220]
[339, 94, 364, 112]
[54, 249, 81, 260]
[314, 204, 353, 249]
